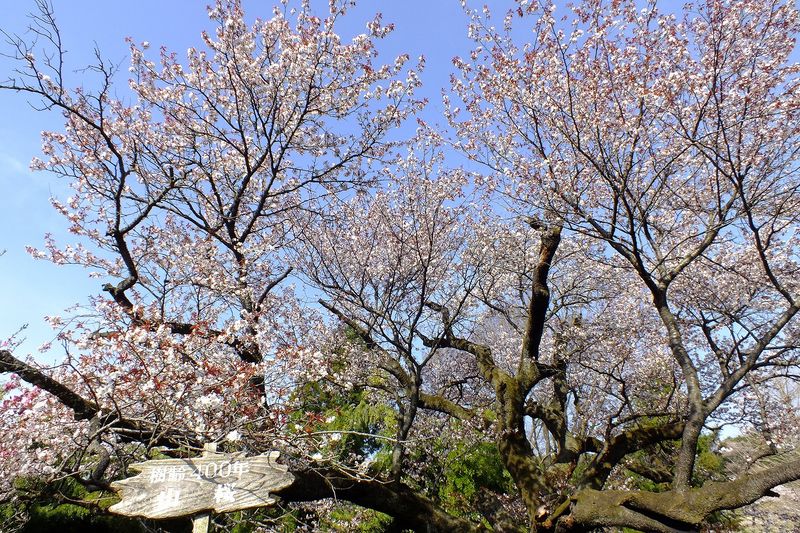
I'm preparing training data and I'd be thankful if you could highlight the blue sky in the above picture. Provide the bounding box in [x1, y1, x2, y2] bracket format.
[0, 0, 475, 358]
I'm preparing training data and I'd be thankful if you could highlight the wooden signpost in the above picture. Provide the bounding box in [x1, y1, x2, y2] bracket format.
[109, 449, 294, 521]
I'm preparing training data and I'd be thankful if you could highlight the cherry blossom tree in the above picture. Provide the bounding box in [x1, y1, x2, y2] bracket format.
[2, 0, 800, 532]
[442, 0, 800, 530]
[0, 0, 455, 530]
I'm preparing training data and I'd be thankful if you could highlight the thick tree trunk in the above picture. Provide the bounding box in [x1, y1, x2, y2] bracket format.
[277, 467, 485, 532]
[565, 456, 800, 532]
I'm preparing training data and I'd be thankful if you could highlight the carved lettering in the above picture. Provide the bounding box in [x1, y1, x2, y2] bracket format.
[109, 451, 294, 519]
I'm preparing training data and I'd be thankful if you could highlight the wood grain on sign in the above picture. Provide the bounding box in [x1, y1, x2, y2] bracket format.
[109, 451, 294, 519]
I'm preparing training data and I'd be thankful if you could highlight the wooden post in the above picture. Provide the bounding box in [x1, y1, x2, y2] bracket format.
[192, 443, 218, 533]
[192, 514, 210, 533]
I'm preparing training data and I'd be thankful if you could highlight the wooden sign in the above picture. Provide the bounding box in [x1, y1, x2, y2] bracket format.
[109, 451, 294, 519]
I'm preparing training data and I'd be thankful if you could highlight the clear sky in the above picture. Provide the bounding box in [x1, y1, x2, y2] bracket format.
[0, 0, 474, 358]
